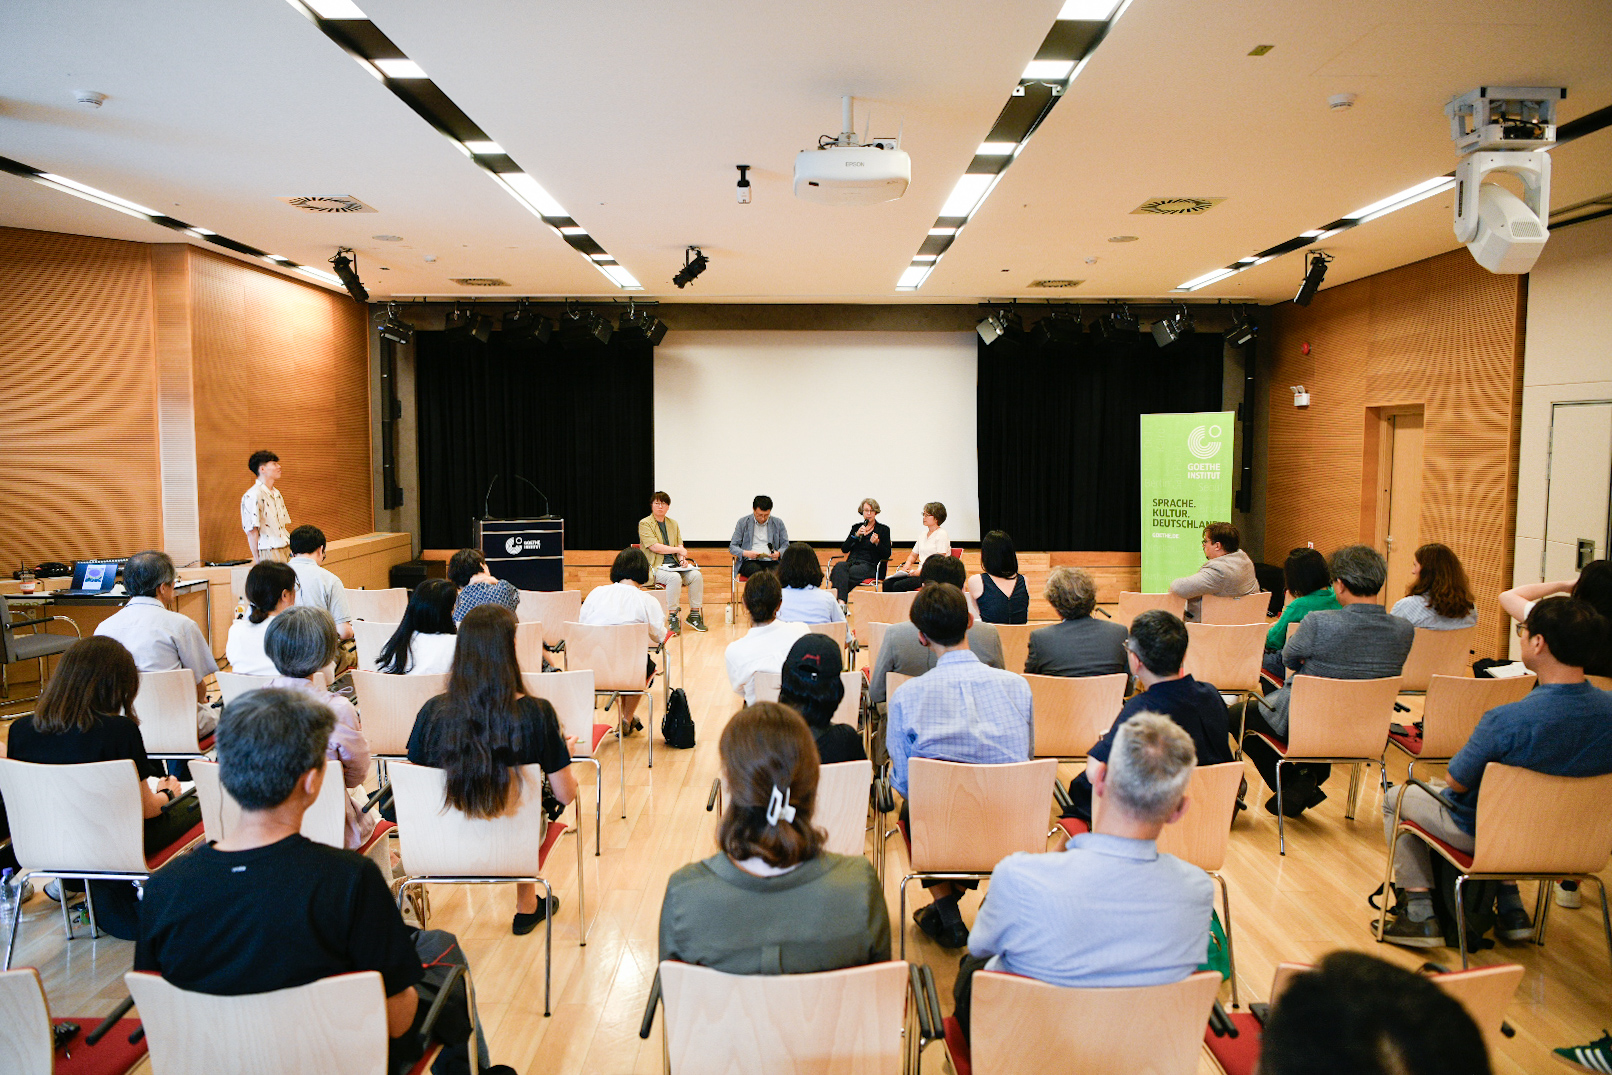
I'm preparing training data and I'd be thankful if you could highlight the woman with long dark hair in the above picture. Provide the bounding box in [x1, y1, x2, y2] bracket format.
[378, 578, 459, 674]
[407, 604, 578, 935]
[225, 560, 297, 676]
[1391, 543, 1478, 630]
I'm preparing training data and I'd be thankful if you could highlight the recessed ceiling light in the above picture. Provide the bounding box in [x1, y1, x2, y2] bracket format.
[1023, 60, 1075, 81]
[1236, 257, 1258, 264]
[1175, 266, 1241, 291]
[463, 141, 504, 155]
[558, 226, 587, 236]
[940, 174, 995, 218]
[976, 142, 1016, 156]
[188, 226, 215, 236]
[38, 173, 160, 217]
[265, 254, 290, 263]
[928, 227, 958, 236]
[1107, 235, 1138, 242]
[1057, 0, 1120, 18]
[1299, 229, 1327, 238]
[896, 265, 930, 289]
[598, 264, 642, 289]
[302, 0, 368, 17]
[589, 253, 613, 261]
[1344, 176, 1456, 223]
[373, 59, 428, 79]
[373, 234, 403, 241]
[912, 255, 938, 262]
[497, 172, 567, 217]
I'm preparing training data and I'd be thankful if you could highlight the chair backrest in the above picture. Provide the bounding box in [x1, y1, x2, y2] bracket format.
[644, 586, 673, 615]
[518, 590, 582, 648]
[994, 622, 1037, 676]
[345, 588, 409, 624]
[806, 619, 849, 647]
[1399, 626, 1477, 691]
[0, 967, 53, 1075]
[751, 670, 863, 728]
[389, 760, 550, 877]
[349, 670, 449, 756]
[1418, 673, 1536, 758]
[1469, 763, 1612, 875]
[515, 620, 545, 674]
[884, 671, 912, 700]
[1095, 761, 1243, 873]
[126, 969, 389, 1075]
[1182, 622, 1267, 694]
[1432, 963, 1525, 1058]
[1026, 673, 1126, 758]
[0, 759, 148, 873]
[190, 759, 347, 848]
[1199, 592, 1270, 626]
[816, 759, 875, 856]
[659, 960, 908, 1075]
[850, 590, 916, 629]
[906, 758, 1059, 872]
[521, 669, 598, 756]
[216, 670, 275, 706]
[1115, 592, 1186, 629]
[862, 620, 892, 675]
[1284, 675, 1402, 758]
[969, 969, 1221, 1075]
[135, 668, 206, 754]
[351, 620, 398, 673]
[0, 593, 20, 664]
[564, 622, 649, 693]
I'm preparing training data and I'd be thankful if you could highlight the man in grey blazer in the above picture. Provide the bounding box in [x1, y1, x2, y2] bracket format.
[1239, 544, 1413, 816]
[1169, 522, 1260, 621]
[867, 555, 1003, 705]
[1025, 566, 1129, 677]
[729, 495, 789, 579]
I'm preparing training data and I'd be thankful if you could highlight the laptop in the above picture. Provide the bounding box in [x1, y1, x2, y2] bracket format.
[55, 560, 123, 596]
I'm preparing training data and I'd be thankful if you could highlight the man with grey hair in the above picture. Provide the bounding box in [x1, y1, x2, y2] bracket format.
[1024, 566, 1128, 676]
[951, 712, 1214, 1043]
[95, 549, 218, 735]
[1238, 544, 1413, 817]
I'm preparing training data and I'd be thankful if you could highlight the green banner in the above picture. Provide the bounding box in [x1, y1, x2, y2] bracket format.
[1139, 411, 1236, 592]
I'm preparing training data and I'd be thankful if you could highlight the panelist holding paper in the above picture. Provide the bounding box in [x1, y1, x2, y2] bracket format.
[638, 491, 708, 633]
[730, 495, 789, 580]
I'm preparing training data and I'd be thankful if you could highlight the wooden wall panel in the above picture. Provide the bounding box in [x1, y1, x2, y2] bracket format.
[0, 227, 164, 568]
[151, 245, 202, 567]
[189, 250, 372, 561]
[1265, 248, 1524, 659]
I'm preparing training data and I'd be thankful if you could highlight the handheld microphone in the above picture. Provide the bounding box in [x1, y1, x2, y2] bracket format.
[511, 474, 552, 517]
[481, 474, 500, 520]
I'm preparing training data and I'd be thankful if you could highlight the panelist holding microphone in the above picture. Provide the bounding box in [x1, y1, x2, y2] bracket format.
[730, 495, 789, 580]
[638, 491, 708, 633]
[830, 498, 891, 601]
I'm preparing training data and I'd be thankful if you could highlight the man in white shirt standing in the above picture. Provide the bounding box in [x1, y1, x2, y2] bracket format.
[286, 526, 354, 642]
[95, 550, 219, 738]
[724, 571, 809, 705]
[241, 450, 291, 562]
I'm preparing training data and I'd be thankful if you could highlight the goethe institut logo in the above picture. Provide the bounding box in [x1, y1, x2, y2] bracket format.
[505, 536, 545, 555]
[1187, 424, 1224, 479]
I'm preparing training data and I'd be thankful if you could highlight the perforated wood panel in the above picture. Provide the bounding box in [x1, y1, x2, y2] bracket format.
[0, 227, 164, 567]
[189, 250, 372, 561]
[1265, 249, 1524, 659]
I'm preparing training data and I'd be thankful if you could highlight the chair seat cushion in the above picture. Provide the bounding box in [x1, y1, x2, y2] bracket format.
[11, 632, 76, 661]
[1057, 817, 1090, 838]
[1387, 728, 1423, 755]
[1246, 730, 1289, 756]
[197, 732, 215, 753]
[147, 822, 206, 870]
[405, 1044, 444, 1075]
[943, 1015, 972, 1075]
[1401, 820, 1475, 870]
[1203, 1012, 1264, 1075]
[55, 1017, 148, 1075]
[358, 820, 396, 857]
[537, 818, 566, 869]
[591, 723, 613, 752]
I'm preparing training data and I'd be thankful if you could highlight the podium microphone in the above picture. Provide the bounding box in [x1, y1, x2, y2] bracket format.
[512, 474, 552, 518]
[481, 474, 500, 520]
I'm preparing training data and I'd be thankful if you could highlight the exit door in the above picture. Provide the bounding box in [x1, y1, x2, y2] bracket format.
[1543, 402, 1612, 579]
[1383, 411, 1425, 604]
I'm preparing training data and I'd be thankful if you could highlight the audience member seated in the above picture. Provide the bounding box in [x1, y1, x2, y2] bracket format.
[868, 554, 1004, 706]
[953, 713, 1212, 1043]
[778, 633, 865, 764]
[887, 582, 1032, 948]
[1390, 542, 1478, 631]
[226, 560, 297, 677]
[1063, 610, 1231, 821]
[580, 547, 666, 734]
[7, 636, 198, 939]
[1168, 521, 1260, 620]
[1499, 558, 1612, 677]
[448, 548, 520, 625]
[378, 579, 460, 675]
[883, 501, 950, 592]
[1377, 597, 1612, 948]
[725, 571, 809, 705]
[135, 688, 516, 1075]
[775, 542, 846, 624]
[407, 605, 578, 935]
[1263, 548, 1339, 682]
[829, 498, 891, 601]
[264, 607, 374, 849]
[94, 549, 218, 736]
[1024, 566, 1127, 677]
[658, 702, 889, 973]
[1259, 952, 1490, 1075]
[638, 490, 707, 633]
[965, 530, 1029, 625]
[287, 525, 355, 641]
[729, 495, 789, 579]
[1238, 545, 1412, 818]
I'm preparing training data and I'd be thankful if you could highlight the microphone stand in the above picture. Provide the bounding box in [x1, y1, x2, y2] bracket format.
[511, 474, 553, 518]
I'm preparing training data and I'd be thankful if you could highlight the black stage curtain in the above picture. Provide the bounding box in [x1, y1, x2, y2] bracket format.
[415, 330, 653, 551]
[977, 329, 1223, 551]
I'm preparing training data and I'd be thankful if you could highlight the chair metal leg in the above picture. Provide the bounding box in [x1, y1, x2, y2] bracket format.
[1591, 876, 1612, 976]
[619, 729, 627, 819]
[1455, 875, 1471, 969]
[1274, 759, 1287, 855]
[1213, 871, 1239, 1008]
[1538, 884, 1553, 946]
[574, 799, 587, 947]
[1532, 879, 1550, 945]
[4, 877, 26, 969]
[898, 875, 911, 961]
[1378, 789, 1409, 945]
[83, 880, 101, 939]
[59, 879, 75, 941]
[540, 877, 554, 1016]
[1345, 763, 1362, 821]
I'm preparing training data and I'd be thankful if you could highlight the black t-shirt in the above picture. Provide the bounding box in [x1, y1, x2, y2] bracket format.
[1086, 674, 1233, 768]
[407, 694, 572, 774]
[813, 722, 868, 765]
[135, 834, 423, 998]
[7, 713, 165, 781]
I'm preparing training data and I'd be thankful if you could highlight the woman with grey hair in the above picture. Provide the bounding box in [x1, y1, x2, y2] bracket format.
[1024, 566, 1129, 676]
[264, 606, 374, 849]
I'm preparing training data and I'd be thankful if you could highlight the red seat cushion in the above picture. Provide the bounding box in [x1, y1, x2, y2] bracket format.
[146, 822, 206, 870]
[1401, 820, 1475, 870]
[1246, 730, 1289, 756]
[591, 723, 613, 752]
[1057, 817, 1090, 838]
[537, 818, 566, 869]
[404, 1044, 444, 1075]
[943, 1015, 972, 1075]
[1203, 1012, 1264, 1075]
[358, 820, 395, 857]
[1388, 728, 1423, 755]
[54, 1017, 148, 1075]
[197, 732, 215, 752]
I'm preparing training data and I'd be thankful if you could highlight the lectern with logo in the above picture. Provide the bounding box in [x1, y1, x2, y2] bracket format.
[475, 517, 564, 591]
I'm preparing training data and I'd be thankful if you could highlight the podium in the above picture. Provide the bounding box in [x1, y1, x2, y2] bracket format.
[474, 517, 564, 591]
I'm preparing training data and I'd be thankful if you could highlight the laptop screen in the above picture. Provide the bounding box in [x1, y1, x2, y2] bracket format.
[73, 561, 120, 592]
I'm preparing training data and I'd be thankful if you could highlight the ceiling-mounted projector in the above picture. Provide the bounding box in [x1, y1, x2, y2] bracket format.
[794, 95, 910, 206]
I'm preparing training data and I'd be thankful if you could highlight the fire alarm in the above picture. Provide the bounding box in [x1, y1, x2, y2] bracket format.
[1301, 342, 1311, 355]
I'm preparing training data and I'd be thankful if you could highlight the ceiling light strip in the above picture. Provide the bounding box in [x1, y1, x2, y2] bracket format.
[286, 0, 640, 290]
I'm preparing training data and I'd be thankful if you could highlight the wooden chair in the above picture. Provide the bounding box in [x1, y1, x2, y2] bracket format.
[390, 761, 570, 1014]
[752, 670, 865, 728]
[349, 671, 450, 760]
[522, 668, 610, 859]
[850, 589, 917, 633]
[1589, 673, 1612, 692]
[1380, 762, 1612, 968]
[1242, 675, 1403, 854]
[1398, 626, 1477, 693]
[0, 759, 203, 969]
[134, 669, 214, 760]
[189, 758, 393, 864]
[1385, 673, 1536, 782]
[350, 620, 398, 672]
[853, 619, 893, 675]
[345, 587, 409, 623]
[1026, 673, 1127, 761]
[1183, 622, 1267, 710]
[949, 969, 1220, 1075]
[1200, 592, 1270, 625]
[894, 757, 1060, 958]
[1201, 962, 1311, 1075]
[126, 966, 475, 1075]
[515, 619, 545, 674]
[1115, 592, 1186, 629]
[0, 967, 148, 1075]
[215, 670, 274, 706]
[565, 621, 661, 770]
[517, 590, 583, 657]
[994, 622, 1038, 676]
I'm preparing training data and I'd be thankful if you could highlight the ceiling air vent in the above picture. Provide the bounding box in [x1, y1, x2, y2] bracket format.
[277, 195, 378, 213]
[450, 278, 510, 287]
[1028, 279, 1083, 289]
[1131, 197, 1224, 216]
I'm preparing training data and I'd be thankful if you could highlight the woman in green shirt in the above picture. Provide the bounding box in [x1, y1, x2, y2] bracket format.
[1262, 548, 1341, 682]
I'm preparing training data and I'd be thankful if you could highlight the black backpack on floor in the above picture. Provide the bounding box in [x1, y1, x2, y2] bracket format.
[662, 687, 695, 749]
[1430, 855, 1499, 951]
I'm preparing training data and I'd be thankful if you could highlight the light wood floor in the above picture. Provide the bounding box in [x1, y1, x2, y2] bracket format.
[6, 615, 1611, 1073]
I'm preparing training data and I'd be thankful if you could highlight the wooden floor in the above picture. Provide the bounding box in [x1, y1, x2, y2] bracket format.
[6, 612, 1611, 1073]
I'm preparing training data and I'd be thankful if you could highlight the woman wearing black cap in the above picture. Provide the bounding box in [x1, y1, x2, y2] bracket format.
[778, 633, 866, 764]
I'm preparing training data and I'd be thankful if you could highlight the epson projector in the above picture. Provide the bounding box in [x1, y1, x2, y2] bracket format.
[794, 144, 911, 206]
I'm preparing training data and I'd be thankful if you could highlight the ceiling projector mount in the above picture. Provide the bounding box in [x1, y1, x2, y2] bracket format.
[794, 95, 911, 206]
[1447, 86, 1564, 274]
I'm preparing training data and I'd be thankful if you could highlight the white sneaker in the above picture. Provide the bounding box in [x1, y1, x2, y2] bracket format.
[1555, 881, 1582, 909]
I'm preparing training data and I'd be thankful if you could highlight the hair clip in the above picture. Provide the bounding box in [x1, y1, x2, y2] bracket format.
[765, 784, 796, 826]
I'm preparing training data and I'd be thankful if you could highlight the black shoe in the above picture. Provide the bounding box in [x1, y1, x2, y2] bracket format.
[1497, 906, 1534, 942]
[513, 895, 560, 936]
[1374, 911, 1444, 949]
[913, 904, 968, 949]
[687, 610, 708, 633]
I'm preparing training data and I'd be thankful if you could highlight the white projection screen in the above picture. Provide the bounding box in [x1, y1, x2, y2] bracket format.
[653, 330, 979, 545]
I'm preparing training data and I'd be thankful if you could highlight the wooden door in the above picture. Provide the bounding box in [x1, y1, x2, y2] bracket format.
[1384, 412, 1425, 604]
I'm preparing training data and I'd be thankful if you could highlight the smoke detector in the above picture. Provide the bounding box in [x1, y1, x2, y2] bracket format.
[1329, 93, 1357, 111]
[277, 195, 378, 214]
[74, 90, 108, 108]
